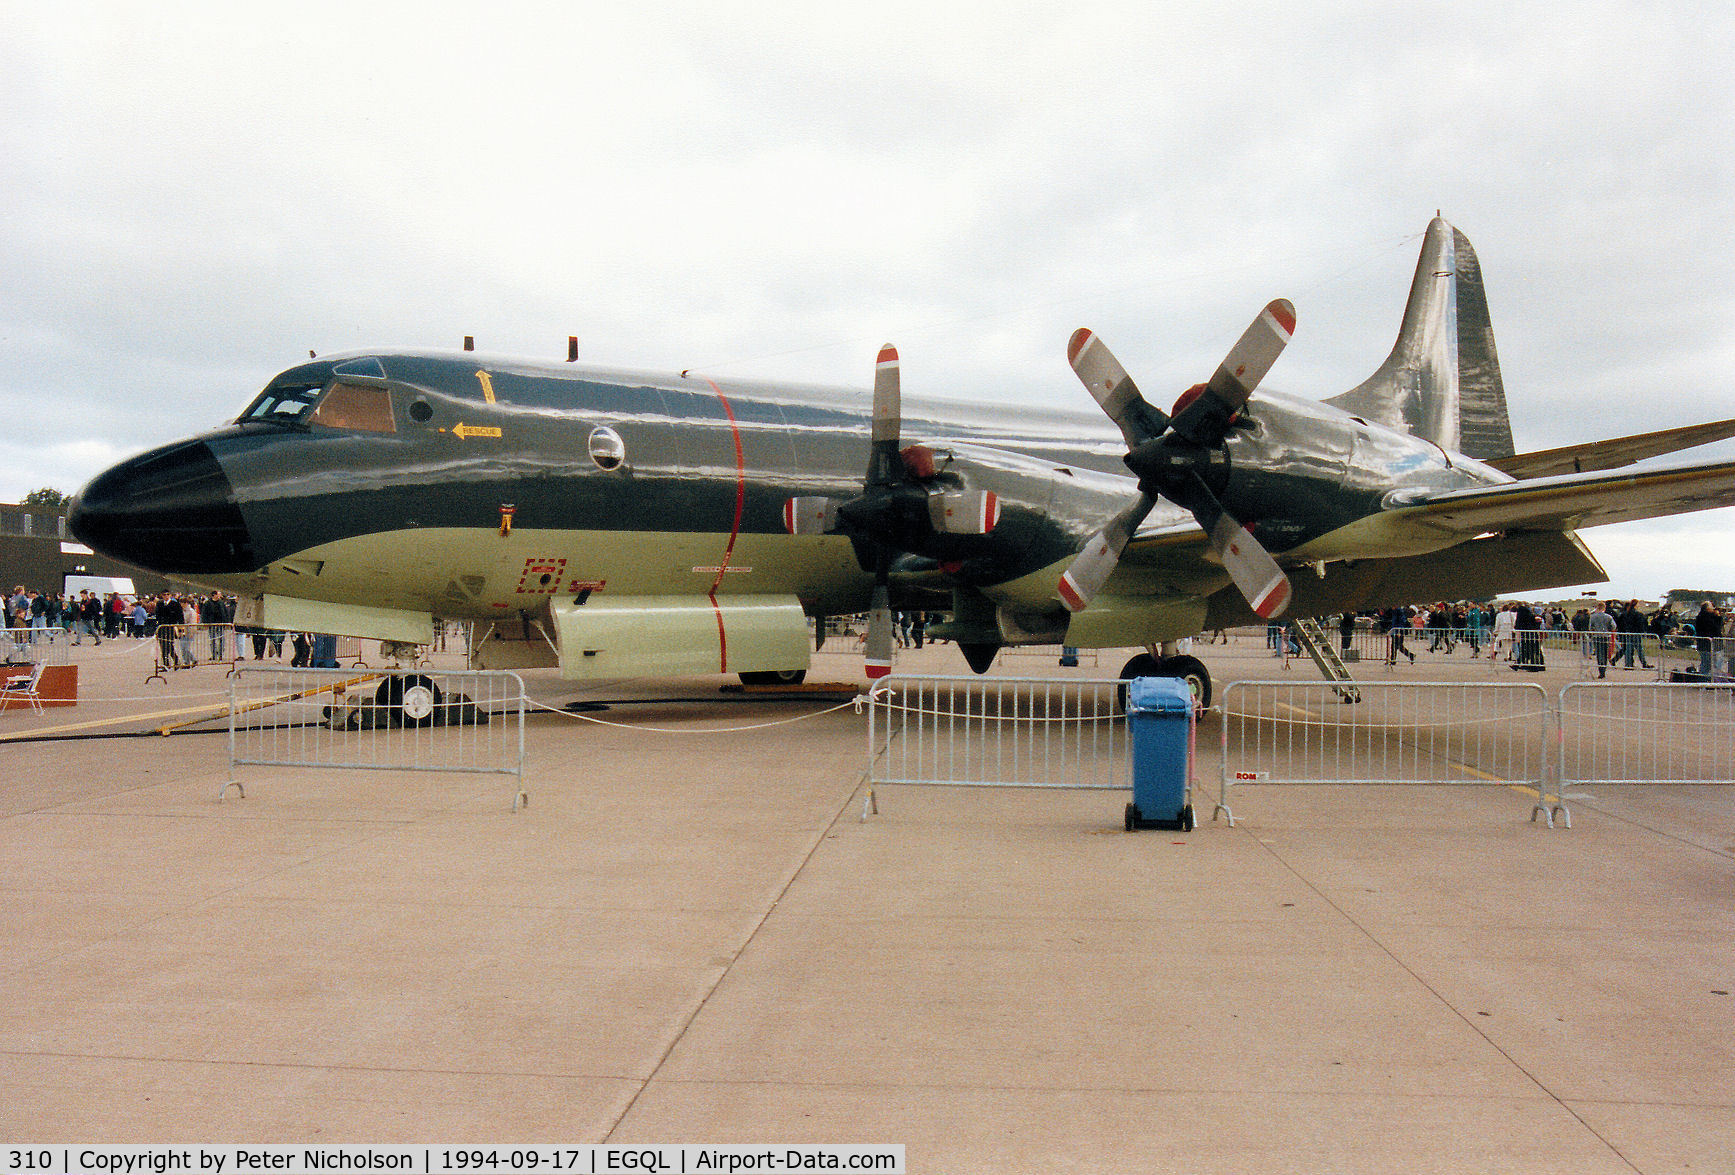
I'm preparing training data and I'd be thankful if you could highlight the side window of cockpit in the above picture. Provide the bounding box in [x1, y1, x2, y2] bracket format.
[308, 383, 397, 433]
[239, 381, 323, 424]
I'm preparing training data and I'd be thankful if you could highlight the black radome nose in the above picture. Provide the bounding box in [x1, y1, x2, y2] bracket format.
[69, 439, 257, 575]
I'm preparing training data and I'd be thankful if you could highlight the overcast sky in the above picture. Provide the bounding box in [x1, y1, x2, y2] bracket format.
[4, 2, 1732, 599]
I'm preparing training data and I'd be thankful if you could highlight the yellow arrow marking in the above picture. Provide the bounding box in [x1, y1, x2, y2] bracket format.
[452, 423, 503, 439]
[475, 370, 496, 403]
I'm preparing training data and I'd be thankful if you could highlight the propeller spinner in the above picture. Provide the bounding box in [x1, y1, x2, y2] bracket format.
[1058, 300, 1296, 619]
[785, 344, 1001, 678]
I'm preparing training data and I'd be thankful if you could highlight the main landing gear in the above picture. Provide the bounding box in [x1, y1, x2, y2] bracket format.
[738, 669, 807, 686]
[1118, 650, 1211, 711]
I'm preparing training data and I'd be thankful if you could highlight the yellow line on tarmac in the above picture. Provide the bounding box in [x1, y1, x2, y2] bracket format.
[0, 674, 382, 741]
[0, 701, 228, 741]
[1451, 760, 1540, 798]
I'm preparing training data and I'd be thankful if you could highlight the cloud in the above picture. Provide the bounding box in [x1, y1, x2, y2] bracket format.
[3, 2, 1733, 599]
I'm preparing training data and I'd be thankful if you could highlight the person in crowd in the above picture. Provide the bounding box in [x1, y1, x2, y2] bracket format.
[1513, 602, 1545, 671]
[155, 592, 184, 668]
[1428, 604, 1455, 653]
[1338, 611, 1356, 654]
[130, 598, 148, 637]
[1586, 601, 1617, 678]
[176, 596, 199, 666]
[1490, 603, 1513, 661]
[1283, 620, 1302, 657]
[1382, 605, 1415, 665]
[199, 592, 228, 661]
[73, 590, 103, 645]
[1617, 600, 1652, 670]
[1462, 603, 1483, 657]
[1693, 600, 1723, 678]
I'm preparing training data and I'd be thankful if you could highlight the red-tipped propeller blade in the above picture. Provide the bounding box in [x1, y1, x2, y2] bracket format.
[1061, 300, 1297, 617]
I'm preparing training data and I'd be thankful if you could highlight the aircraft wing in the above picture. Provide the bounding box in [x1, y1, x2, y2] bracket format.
[1057, 451, 1735, 625]
[1487, 419, 1735, 479]
[1114, 519, 1226, 593]
[1391, 456, 1735, 537]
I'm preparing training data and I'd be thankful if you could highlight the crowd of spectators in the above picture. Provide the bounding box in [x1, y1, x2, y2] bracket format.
[1352, 599, 1724, 677]
[6, 583, 336, 669]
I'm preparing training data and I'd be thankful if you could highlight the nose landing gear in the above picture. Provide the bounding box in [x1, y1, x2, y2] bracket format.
[376, 673, 443, 727]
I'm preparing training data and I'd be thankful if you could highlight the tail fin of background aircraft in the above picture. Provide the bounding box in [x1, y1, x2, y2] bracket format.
[1324, 217, 1516, 461]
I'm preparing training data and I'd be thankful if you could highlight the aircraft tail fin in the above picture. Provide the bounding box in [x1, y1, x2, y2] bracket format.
[1324, 217, 1515, 461]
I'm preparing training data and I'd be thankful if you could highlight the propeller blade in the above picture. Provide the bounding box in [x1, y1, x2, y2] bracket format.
[864, 579, 895, 678]
[1211, 513, 1290, 618]
[1056, 492, 1158, 612]
[783, 496, 836, 535]
[928, 489, 1000, 535]
[1169, 298, 1296, 444]
[1067, 328, 1169, 449]
[1207, 298, 1295, 405]
[868, 344, 902, 486]
[1187, 476, 1290, 619]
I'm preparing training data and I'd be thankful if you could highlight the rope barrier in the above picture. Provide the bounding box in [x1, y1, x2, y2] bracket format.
[526, 696, 859, 734]
[870, 700, 1127, 724]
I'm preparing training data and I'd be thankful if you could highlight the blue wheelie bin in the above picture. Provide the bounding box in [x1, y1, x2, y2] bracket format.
[1124, 676, 1195, 831]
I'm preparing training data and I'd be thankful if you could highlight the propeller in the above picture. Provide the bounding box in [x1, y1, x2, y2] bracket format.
[784, 344, 1001, 679]
[861, 346, 902, 679]
[1058, 300, 1296, 619]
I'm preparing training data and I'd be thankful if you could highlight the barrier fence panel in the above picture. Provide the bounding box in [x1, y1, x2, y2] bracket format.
[1217, 680, 1553, 825]
[1559, 681, 1735, 796]
[866, 675, 1128, 794]
[227, 667, 527, 810]
[3, 627, 73, 666]
[1329, 627, 1677, 680]
[148, 623, 239, 682]
[997, 645, 1102, 668]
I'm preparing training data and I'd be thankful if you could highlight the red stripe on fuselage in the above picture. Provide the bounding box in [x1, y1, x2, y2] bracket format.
[701, 378, 747, 672]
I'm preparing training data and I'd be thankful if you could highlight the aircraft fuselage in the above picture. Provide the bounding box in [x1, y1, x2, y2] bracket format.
[69, 349, 1507, 644]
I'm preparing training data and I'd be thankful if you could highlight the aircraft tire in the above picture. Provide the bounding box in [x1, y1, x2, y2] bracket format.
[377, 673, 442, 728]
[1158, 654, 1212, 711]
[1116, 653, 1161, 711]
[1118, 653, 1163, 680]
[1117, 652, 1212, 711]
[739, 669, 806, 686]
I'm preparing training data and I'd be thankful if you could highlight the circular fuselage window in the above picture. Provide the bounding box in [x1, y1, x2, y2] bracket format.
[589, 426, 626, 471]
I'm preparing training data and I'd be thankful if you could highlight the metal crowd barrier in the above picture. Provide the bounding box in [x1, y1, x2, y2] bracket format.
[2, 627, 73, 667]
[225, 667, 528, 810]
[1216, 680, 1554, 825]
[859, 674, 1735, 832]
[147, 623, 239, 683]
[1559, 681, 1735, 793]
[1322, 627, 1678, 679]
[996, 645, 1102, 668]
[865, 675, 1129, 799]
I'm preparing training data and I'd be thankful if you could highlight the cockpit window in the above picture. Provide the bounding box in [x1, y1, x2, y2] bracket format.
[309, 383, 397, 433]
[239, 380, 324, 425]
[333, 357, 387, 379]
